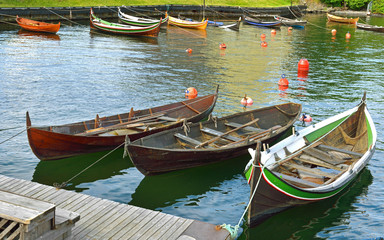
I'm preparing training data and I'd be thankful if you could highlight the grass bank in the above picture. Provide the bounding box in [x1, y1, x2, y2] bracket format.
[0, 0, 298, 8]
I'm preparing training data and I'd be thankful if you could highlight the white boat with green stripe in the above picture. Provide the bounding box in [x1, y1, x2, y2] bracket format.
[244, 93, 376, 227]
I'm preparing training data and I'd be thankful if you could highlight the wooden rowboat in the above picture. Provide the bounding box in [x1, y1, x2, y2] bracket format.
[274, 16, 307, 28]
[327, 13, 359, 24]
[218, 17, 241, 31]
[117, 7, 168, 27]
[26, 87, 219, 161]
[168, 16, 208, 30]
[245, 93, 376, 227]
[243, 16, 281, 28]
[356, 23, 384, 33]
[16, 16, 60, 34]
[127, 103, 302, 176]
[90, 8, 161, 37]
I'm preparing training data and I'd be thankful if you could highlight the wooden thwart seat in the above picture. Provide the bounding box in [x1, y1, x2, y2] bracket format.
[174, 133, 205, 147]
[316, 144, 363, 157]
[224, 122, 264, 133]
[200, 127, 242, 142]
[272, 171, 320, 188]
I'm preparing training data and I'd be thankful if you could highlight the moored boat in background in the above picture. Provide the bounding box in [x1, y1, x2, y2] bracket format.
[117, 7, 168, 27]
[26, 86, 219, 161]
[127, 102, 301, 176]
[274, 15, 307, 28]
[245, 93, 376, 227]
[356, 22, 384, 32]
[327, 13, 359, 24]
[168, 16, 208, 30]
[16, 16, 60, 34]
[243, 15, 281, 28]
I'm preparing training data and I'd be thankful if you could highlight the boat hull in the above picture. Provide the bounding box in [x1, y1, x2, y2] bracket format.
[16, 17, 60, 34]
[128, 103, 302, 175]
[244, 16, 281, 27]
[168, 16, 208, 30]
[327, 13, 359, 24]
[356, 23, 384, 32]
[27, 89, 218, 161]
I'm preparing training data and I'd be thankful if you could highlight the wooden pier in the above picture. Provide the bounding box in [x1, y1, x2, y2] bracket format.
[0, 174, 230, 240]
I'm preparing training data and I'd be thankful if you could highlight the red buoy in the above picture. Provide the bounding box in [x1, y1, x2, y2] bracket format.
[299, 114, 313, 123]
[346, 32, 351, 39]
[298, 58, 309, 71]
[271, 29, 276, 35]
[278, 74, 289, 86]
[331, 29, 337, 36]
[288, 27, 293, 31]
[240, 95, 253, 107]
[185, 87, 198, 99]
[261, 41, 268, 47]
[186, 48, 192, 54]
[219, 43, 227, 49]
[260, 33, 266, 40]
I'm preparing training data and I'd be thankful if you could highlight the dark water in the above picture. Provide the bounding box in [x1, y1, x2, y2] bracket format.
[1, 14, 384, 239]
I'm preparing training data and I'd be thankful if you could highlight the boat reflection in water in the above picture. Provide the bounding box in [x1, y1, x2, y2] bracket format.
[18, 29, 61, 41]
[32, 148, 132, 192]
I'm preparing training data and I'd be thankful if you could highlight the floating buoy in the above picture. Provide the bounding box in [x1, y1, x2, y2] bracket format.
[278, 74, 289, 86]
[288, 27, 293, 32]
[185, 87, 198, 99]
[260, 33, 266, 40]
[298, 58, 309, 71]
[186, 48, 192, 54]
[346, 32, 351, 39]
[271, 29, 276, 35]
[261, 41, 268, 47]
[297, 69, 308, 79]
[240, 95, 253, 107]
[299, 113, 313, 124]
[219, 43, 227, 49]
[331, 29, 337, 36]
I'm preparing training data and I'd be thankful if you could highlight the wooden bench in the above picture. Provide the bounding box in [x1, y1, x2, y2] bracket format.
[174, 133, 207, 148]
[316, 144, 363, 158]
[224, 122, 264, 133]
[272, 171, 320, 188]
[200, 127, 242, 142]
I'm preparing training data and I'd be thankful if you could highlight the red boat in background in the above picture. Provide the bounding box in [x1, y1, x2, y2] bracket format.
[16, 16, 60, 34]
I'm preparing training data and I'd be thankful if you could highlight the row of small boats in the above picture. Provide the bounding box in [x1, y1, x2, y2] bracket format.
[26, 86, 376, 227]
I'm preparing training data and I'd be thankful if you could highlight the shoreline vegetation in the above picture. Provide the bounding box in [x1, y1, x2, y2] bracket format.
[0, 0, 299, 8]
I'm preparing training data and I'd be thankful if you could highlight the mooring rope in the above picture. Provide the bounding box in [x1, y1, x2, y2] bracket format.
[53, 140, 126, 189]
[0, 128, 26, 145]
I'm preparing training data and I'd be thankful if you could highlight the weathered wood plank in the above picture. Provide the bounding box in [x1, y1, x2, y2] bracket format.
[138, 213, 174, 240]
[166, 218, 194, 240]
[317, 144, 363, 157]
[111, 209, 156, 239]
[225, 122, 264, 133]
[201, 127, 242, 142]
[272, 171, 320, 188]
[174, 133, 203, 146]
[295, 155, 344, 171]
[284, 162, 337, 178]
[148, 215, 180, 240]
[303, 147, 345, 165]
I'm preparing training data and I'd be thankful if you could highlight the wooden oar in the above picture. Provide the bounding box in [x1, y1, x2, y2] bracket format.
[195, 118, 259, 148]
[76, 113, 165, 136]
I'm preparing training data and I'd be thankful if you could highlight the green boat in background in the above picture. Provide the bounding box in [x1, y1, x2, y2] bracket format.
[245, 93, 376, 227]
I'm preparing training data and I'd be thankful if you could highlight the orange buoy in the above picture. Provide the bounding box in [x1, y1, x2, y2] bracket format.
[186, 48, 192, 54]
[298, 58, 309, 71]
[298, 69, 308, 79]
[219, 43, 227, 49]
[331, 29, 337, 36]
[299, 113, 313, 124]
[261, 41, 268, 47]
[271, 29, 276, 35]
[260, 33, 266, 40]
[346, 32, 351, 39]
[185, 87, 198, 99]
[240, 95, 253, 107]
[288, 27, 293, 31]
[278, 74, 289, 86]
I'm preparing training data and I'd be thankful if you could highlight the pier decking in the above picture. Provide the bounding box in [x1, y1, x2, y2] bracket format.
[0, 174, 230, 240]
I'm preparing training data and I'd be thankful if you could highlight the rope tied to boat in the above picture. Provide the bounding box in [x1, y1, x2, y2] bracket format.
[208, 113, 218, 128]
[182, 119, 191, 136]
[123, 135, 130, 158]
[218, 224, 239, 240]
[0, 127, 27, 145]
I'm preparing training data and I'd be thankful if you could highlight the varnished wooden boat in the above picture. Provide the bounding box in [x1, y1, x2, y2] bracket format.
[90, 8, 161, 37]
[327, 13, 359, 24]
[26, 87, 219, 161]
[16, 16, 60, 34]
[274, 16, 307, 27]
[356, 22, 384, 33]
[245, 93, 376, 227]
[117, 7, 168, 26]
[218, 17, 241, 31]
[127, 103, 302, 176]
[168, 16, 208, 30]
[243, 16, 281, 28]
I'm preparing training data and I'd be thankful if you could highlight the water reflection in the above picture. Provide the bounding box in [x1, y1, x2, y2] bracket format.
[32, 149, 132, 191]
[17, 29, 61, 41]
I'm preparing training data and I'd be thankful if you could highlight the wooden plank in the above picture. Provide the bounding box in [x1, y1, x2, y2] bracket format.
[166, 218, 194, 240]
[11, 181, 40, 195]
[99, 207, 147, 239]
[284, 162, 337, 178]
[111, 209, 156, 239]
[138, 213, 174, 240]
[96, 206, 143, 239]
[272, 171, 320, 188]
[317, 144, 363, 157]
[158, 116, 181, 122]
[225, 122, 264, 133]
[57, 193, 89, 209]
[0, 201, 45, 224]
[201, 127, 242, 142]
[75, 203, 131, 239]
[294, 155, 344, 171]
[303, 148, 345, 165]
[174, 133, 203, 146]
[181, 101, 200, 114]
[0, 190, 55, 214]
[148, 215, 180, 240]
[121, 210, 160, 239]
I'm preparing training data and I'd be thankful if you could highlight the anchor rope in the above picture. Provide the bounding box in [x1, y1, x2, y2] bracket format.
[0, 128, 27, 145]
[53, 140, 126, 189]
